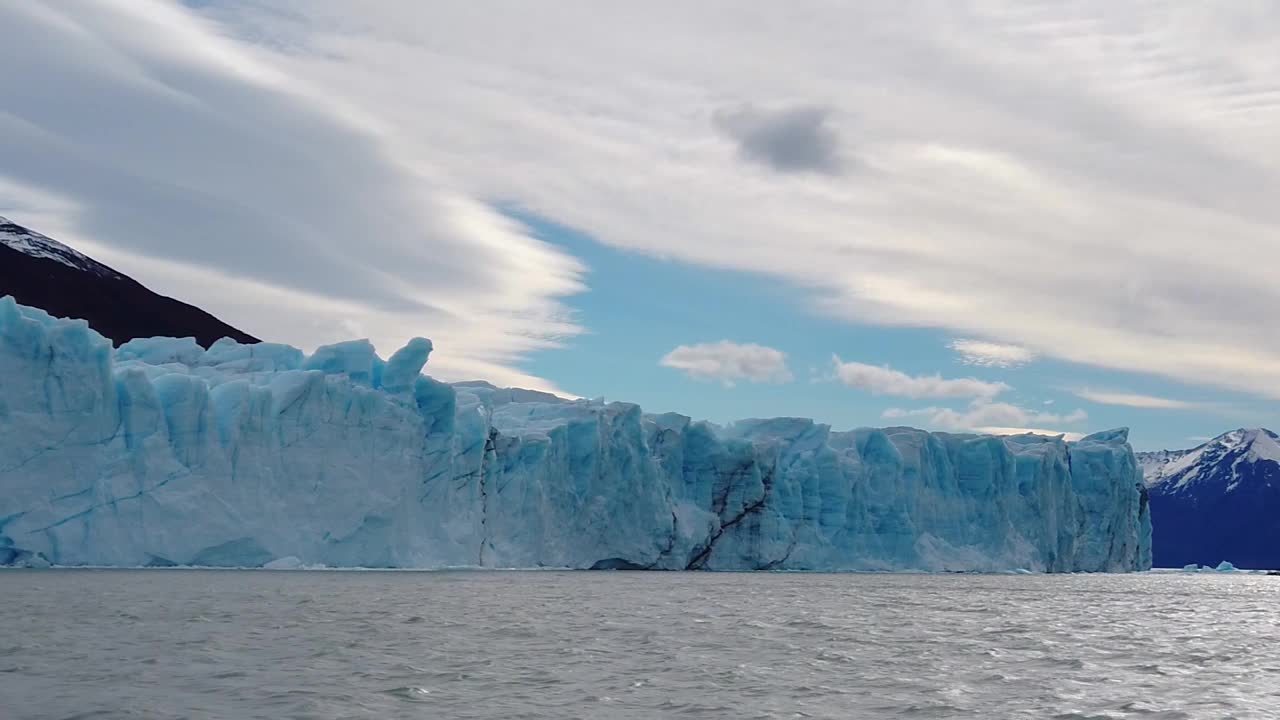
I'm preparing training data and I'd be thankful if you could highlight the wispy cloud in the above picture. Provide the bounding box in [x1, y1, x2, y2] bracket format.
[661, 341, 792, 386]
[832, 357, 1008, 400]
[0, 1, 585, 393]
[884, 402, 1088, 439]
[11, 2, 1280, 402]
[1071, 389, 1196, 410]
[175, 1, 1280, 400]
[974, 427, 1086, 442]
[950, 339, 1036, 368]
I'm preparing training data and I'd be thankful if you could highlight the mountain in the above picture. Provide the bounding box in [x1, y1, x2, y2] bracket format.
[0, 215, 257, 348]
[0, 296, 1152, 571]
[1138, 429, 1280, 569]
[1137, 447, 1192, 488]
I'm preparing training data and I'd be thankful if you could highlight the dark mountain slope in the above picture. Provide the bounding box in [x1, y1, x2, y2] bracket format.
[1, 216, 257, 348]
[1139, 429, 1280, 569]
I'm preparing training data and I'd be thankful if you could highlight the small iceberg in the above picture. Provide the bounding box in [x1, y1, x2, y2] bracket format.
[1178, 561, 1239, 573]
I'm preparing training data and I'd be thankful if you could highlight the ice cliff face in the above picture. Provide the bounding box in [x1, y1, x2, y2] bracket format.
[0, 297, 1151, 571]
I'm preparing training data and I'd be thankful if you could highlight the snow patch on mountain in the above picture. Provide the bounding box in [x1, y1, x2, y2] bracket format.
[1138, 448, 1191, 487]
[0, 216, 118, 278]
[1139, 429, 1280, 493]
[1245, 429, 1280, 465]
[1139, 429, 1280, 569]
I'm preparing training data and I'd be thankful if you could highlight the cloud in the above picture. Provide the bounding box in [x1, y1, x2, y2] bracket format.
[950, 339, 1036, 368]
[0, 1, 584, 393]
[661, 341, 792, 386]
[178, 1, 1280, 401]
[1071, 389, 1197, 410]
[832, 357, 1008, 400]
[12, 3, 1280, 402]
[883, 402, 1088, 438]
[714, 104, 844, 174]
[974, 427, 1086, 442]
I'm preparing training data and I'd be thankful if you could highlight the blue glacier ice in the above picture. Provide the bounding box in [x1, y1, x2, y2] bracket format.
[0, 296, 1152, 571]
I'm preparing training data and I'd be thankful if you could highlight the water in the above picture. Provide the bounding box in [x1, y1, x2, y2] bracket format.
[2, 570, 1278, 719]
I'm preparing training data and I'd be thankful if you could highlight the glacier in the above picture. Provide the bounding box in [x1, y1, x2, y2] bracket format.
[0, 296, 1152, 571]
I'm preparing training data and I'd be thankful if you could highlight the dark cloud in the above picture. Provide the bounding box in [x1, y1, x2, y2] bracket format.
[714, 104, 844, 175]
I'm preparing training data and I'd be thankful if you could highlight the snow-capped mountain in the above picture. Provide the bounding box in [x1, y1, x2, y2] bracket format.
[0, 215, 257, 348]
[1138, 429, 1280, 569]
[0, 216, 122, 277]
[1137, 448, 1191, 488]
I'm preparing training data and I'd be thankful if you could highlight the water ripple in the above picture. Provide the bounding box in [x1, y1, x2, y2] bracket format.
[1, 570, 1278, 719]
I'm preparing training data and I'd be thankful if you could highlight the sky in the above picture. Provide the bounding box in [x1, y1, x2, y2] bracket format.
[1, 1, 1278, 451]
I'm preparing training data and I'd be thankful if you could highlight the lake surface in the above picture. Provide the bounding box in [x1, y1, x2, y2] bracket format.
[2, 570, 1277, 719]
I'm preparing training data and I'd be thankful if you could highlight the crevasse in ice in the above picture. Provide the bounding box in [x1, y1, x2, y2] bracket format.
[0, 297, 1152, 571]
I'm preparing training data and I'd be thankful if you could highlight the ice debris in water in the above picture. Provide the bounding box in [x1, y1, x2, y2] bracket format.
[1179, 562, 1241, 573]
[0, 296, 1152, 572]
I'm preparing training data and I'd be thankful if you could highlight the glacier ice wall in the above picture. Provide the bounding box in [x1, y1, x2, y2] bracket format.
[0, 297, 1152, 571]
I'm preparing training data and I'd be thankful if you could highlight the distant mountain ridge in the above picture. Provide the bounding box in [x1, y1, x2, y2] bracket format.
[1138, 429, 1280, 569]
[1137, 447, 1192, 488]
[0, 215, 257, 348]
